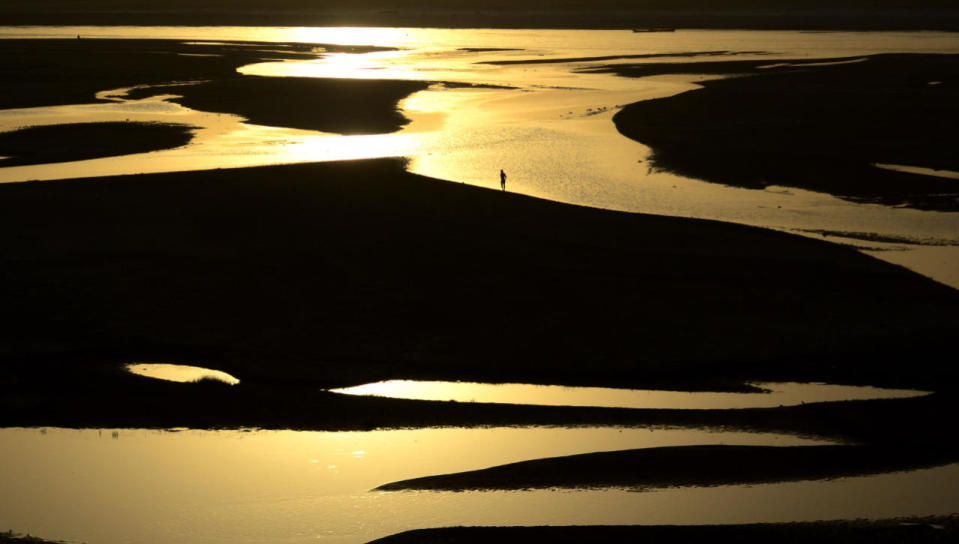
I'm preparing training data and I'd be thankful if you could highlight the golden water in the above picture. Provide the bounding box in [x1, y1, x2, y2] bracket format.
[1, 27, 957, 287]
[5, 426, 958, 544]
[330, 379, 929, 410]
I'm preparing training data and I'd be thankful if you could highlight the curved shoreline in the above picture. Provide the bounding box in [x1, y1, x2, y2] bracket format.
[374, 444, 958, 491]
[610, 53, 959, 211]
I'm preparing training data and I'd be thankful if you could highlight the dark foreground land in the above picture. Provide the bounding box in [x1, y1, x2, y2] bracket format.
[4, 518, 957, 544]
[371, 517, 959, 543]
[2, 159, 958, 435]
[609, 54, 959, 211]
[2, 160, 957, 389]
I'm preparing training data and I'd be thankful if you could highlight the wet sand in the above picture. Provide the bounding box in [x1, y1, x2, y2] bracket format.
[610, 54, 959, 211]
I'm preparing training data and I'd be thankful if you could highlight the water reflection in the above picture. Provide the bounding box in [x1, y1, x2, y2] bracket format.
[329, 380, 930, 410]
[0, 27, 957, 289]
[126, 363, 240, 385]
[1, 426, 957, 544]
[874, 163, 959, 181]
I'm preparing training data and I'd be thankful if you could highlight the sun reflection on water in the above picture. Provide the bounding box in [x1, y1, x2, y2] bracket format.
[1, 28, 957, 288]
[285, 26, 413, 47]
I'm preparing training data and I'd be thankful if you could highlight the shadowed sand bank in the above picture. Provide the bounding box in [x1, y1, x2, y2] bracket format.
[0, 122, 195, 166]
[368, 517, 959, 543]
[375, 444, 957, 491]
[609, 54, 959, 211]
[125, 76, 431, 134]
[3, 518, 957, 544]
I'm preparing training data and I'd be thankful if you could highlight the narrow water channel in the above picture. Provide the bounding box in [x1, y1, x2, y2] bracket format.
[329, 379, 929, 410]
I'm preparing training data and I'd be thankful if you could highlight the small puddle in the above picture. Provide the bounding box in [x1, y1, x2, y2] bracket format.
[125, 363, 239, 385]
[329, 380, 929, 409]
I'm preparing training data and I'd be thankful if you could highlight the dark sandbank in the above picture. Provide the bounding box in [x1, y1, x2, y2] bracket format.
[129, 76, 430, 134]
[1, 159, 958, 436]
[369, 517, 959, 544]
[375, 444, 955, 491]
[610, 53, 959, 211]
[0, 39, 390, 111]
[0, 532, 63, 544]
[0, 122, 194, 167]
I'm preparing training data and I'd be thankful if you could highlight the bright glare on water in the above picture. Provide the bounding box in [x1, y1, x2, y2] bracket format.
[329, 380, 930, 410]
[4, 426, 958, 544]
[1, 27, 956, 287]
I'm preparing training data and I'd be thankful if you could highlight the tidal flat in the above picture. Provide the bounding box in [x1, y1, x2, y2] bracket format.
[1, 33, 957, 543]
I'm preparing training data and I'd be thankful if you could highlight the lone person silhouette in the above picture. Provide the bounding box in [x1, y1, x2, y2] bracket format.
[500, 169, 507, 191]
